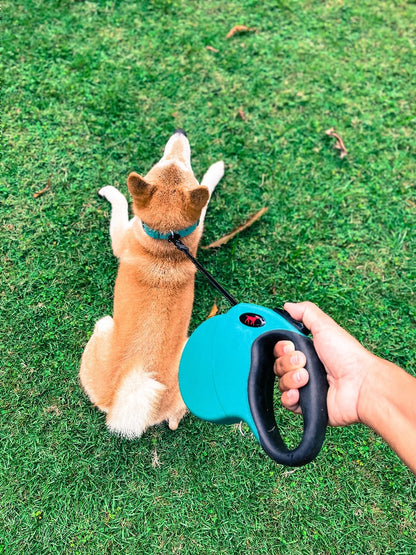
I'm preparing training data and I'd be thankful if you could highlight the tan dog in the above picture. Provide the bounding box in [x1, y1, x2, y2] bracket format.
[80, 130, 224, 437]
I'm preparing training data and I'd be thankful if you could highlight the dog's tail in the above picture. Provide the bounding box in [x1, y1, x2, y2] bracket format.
[106, 368, 165, 439]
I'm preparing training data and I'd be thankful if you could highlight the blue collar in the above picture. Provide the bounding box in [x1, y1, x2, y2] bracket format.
[141, 220, 199, 240]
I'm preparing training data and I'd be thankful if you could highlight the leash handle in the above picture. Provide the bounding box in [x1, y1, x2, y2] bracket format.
[248, 330, 328, 466]
[169, 232, 329, 466]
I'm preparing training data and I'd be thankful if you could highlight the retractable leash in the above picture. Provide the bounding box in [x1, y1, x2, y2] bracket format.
[169, 232, 328, 467]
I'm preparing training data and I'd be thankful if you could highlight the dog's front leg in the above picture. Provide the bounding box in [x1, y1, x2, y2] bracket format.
[99, 185, 129, 258]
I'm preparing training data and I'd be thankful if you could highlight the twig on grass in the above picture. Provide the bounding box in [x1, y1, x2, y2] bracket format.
[33, 180, 51, 198]
[226, 25, 257, 39]
[325, 128, 348, 159]
[202, 207, 269, 249]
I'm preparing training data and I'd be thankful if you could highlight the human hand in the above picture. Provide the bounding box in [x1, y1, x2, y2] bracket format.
[274, 302, 375, 427]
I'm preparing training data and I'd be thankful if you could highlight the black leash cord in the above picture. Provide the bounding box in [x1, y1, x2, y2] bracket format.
[168, 233, 238, 307]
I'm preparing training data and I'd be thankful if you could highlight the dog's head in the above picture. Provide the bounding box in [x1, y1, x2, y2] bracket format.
[127, 130, 209, 235]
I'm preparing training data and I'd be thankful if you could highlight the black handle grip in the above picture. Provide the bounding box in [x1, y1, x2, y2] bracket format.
[247, 330, 328, 466]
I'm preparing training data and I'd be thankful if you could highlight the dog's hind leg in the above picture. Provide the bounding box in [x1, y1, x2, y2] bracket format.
[199, 161, 224, 225]
[98, 185, 129, 258]
[79, 315, 115, 413]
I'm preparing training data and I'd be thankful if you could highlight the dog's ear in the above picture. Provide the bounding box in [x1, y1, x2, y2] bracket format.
[189, 186, 209, 216]
[127, 172, 153, 208]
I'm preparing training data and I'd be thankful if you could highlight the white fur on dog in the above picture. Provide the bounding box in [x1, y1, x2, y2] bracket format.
[106, 369, 165, 438]
[99, 186, 130, 257]
[201, 161, 225, 194]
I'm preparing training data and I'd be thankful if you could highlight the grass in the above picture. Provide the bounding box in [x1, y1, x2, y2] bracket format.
[1, 0, 416, 552]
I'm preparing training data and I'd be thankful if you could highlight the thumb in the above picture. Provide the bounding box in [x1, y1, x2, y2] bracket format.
[283, 301, 338, 337]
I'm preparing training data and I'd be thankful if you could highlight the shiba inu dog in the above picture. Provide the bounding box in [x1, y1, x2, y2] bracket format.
[79, 130, 224, 437]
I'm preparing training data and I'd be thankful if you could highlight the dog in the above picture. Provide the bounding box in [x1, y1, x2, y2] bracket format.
[79, 130, 224, 438]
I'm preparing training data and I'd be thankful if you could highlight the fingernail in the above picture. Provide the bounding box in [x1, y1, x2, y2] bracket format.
[294, 369, 308, 383]
[283, 343, 295, 354]
[290, 353, 300, 366]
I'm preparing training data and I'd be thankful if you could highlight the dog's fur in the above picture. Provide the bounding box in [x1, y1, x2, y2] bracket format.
[79, 131, 224, 438]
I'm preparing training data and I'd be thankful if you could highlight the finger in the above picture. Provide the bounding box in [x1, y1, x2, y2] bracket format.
[277, 368, 309, 392]
[281, 389, 302, 414]
[273, 340, 295, 358]
[274, 350, 307, 377]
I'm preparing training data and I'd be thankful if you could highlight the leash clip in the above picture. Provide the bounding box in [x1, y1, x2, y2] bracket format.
[168, 232, 189, 253]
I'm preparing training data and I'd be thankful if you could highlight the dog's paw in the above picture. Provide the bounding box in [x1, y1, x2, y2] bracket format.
[210, 160, 225, 179]
[167, 404, 188, 431]
[98, 186, 129, 209]
[98, 185, 117, 200]
[201, 161, 225, 193]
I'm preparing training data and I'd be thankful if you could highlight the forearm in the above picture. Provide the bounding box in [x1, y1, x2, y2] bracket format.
[358, 356, 416, 474]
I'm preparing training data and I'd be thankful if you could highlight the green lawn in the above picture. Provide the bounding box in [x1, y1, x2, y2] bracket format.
[1, 0, 415, 553]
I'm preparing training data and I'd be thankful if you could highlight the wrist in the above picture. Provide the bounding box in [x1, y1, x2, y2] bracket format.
[355, 355, 416, 473]
[356, 353, 400, 428]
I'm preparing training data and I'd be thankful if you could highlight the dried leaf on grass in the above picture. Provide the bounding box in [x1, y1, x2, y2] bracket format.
[325, 128, 348, 159]
[206, 301, 219, 319]
[226, 25, 257, 39]
[206, 45, 219, 53]
[203, 207, 269, 249]
[151, 448, 161, 468]
[33, 180, 51, 198]
[44, 405, 62, 416]
[233, 422, 246, 436]
[238, 108, 246, 120]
